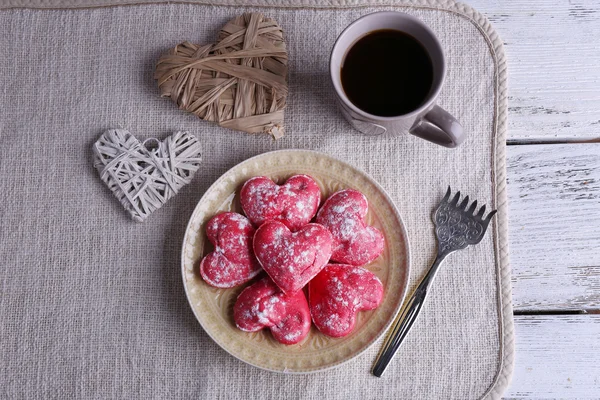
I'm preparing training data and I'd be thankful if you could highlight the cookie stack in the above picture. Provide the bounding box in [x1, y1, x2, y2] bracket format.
[199, 175, 385, 344]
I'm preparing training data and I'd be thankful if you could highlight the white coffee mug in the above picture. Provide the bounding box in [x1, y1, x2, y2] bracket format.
[330, 11, 465, 148]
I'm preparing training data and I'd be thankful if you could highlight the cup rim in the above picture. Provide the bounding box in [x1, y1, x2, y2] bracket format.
[330, 11, 446, 121]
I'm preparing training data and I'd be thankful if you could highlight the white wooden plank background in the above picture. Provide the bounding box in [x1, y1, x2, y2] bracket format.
[468, 0, 600, 143]
[508, 143, 600, 311]
[506, 315, 600, 399]
[463, 0, 600, 398]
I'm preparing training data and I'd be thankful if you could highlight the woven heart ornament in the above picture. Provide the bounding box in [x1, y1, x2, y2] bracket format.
[92, 129, 202, 222]
[154, 13, 288, 139]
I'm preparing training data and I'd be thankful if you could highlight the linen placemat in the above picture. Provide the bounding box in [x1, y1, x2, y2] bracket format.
[0, 1, 513, 399]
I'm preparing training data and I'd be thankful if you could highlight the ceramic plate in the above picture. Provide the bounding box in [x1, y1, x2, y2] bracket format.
[181, 150, 410, 373]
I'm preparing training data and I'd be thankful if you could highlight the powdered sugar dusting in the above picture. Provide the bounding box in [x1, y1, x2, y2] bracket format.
[283, 330, 301, 342]
[252, 303, 273, 325]
[233, 277, 311, 345]
[332, 205, 348, 213]
[254, 221, 333, 294]
[316, 189, 385, 266]
[309, 264, 384, 338]
[199, 212, 262, 288]
[240, 175, 321, 231]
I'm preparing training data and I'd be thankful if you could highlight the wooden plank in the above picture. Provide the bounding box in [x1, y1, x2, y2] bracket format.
[505, 314, 600, 399]
[468, 0, 600, 142]
[507, 143, 600, 311]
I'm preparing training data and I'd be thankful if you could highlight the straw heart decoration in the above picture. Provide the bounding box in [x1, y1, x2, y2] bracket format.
[154, 13, 288, 139]
[92, 129, 202, 222]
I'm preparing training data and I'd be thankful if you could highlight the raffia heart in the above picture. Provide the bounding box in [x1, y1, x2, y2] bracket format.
[92, 129, 202, 222]
[154, 13, 288, 139]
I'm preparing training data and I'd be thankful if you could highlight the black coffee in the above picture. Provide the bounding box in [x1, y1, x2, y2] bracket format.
[341, 29, 434, 117]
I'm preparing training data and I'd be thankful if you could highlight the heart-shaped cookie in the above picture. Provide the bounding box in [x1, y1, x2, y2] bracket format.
[241, 175, 321, 231]
[92, 129, 202, 222]
[234, 276, 311, 345]
[199, 212, 262, 288]
[155, 13, 288, 139]
[309, 264, 384, 338]
[253, 221, 333, 294]
[316, 189, 385, 266]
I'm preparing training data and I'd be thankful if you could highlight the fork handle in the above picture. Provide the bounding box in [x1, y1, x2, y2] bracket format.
[372, 255, 445, 377]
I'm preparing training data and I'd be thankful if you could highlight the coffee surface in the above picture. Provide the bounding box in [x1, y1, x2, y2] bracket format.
[341, 29, 434, 117]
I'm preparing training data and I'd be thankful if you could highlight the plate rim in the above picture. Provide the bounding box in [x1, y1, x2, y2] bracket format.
[180, 149, 411, 373]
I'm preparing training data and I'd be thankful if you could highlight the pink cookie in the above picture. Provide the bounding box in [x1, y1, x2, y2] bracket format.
[234, 277, 311, 345]
[199, 212, 262, 288]
[253, 221, 333, 294]
[240, 175, 321, 231]
[309, 264, 384, 338]
[316, 189, 385, 266]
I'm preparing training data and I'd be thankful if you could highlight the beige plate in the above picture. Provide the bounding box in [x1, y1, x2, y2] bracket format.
[181, 150, 410, 373]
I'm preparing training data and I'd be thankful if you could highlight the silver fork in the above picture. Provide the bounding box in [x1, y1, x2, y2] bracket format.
[372, 187, 497, 377]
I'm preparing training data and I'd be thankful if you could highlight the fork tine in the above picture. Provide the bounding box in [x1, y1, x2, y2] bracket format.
[459, 195, 470, 210]
[442, 186, 451, 203]
[450, 191, 461, 206]
[476, 204, 487, 218]
[484, 209, 498, 223]
[467, 200, 478, 215]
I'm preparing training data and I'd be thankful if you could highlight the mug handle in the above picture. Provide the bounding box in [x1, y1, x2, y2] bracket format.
[409, 105, 465, 148]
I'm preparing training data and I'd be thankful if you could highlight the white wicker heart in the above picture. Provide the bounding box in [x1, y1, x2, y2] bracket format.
[92, 129, 202, 222]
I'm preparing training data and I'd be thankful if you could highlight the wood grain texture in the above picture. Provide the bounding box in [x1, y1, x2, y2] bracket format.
[468, 0, 600, 142]
[505, 315, 600, 399]
[507, 143, 600, 311]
